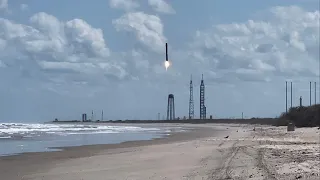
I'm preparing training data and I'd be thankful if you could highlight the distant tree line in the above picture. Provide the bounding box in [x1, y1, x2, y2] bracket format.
[101, 118, 278, 125]
[277, 104, 320, 127]
[52, 105, 320, 128]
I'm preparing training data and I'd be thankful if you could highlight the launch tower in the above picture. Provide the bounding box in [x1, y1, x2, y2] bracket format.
[167, 94, 175, 120]
[200, 74, 206, 119]
[189, 75, 194, 119]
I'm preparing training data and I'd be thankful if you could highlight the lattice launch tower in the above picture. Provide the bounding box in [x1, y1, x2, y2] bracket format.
[200, 74, 206, 119]
[189, 75, 194, 119]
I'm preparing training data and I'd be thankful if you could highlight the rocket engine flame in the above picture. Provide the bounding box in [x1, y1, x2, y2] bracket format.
[165, 61, 170, 71]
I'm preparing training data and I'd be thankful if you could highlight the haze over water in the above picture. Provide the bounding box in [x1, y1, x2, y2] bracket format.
[0, 123, 184, 156]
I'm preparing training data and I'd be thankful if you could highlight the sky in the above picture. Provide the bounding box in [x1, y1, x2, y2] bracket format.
[0, 0, 319, 122]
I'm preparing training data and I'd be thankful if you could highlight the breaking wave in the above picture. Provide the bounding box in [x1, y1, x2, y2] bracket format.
[0, 123, 162, 139]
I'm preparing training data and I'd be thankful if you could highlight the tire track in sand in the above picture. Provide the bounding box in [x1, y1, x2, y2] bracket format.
[207, 140, 240, 180]
[208, 140, 278, 180]
[257, 141, 277, 180]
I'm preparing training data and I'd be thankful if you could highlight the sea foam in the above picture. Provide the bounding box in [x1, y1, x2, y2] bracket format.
[0, 123, 161, 139]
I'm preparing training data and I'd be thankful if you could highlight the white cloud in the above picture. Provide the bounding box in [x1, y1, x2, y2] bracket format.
[112, 12, 167, 53]
[110, 6, 319, 85]
[109, 0, 139, 11]
[190, 6, 319, 83]
[1, 6, 318, 85]
[0, 4, 319, 121]
[20, 4, 28, 11]
[148, 0, 175, 14]
[0, 0, 8, 11]
[0, 12, 127, 85]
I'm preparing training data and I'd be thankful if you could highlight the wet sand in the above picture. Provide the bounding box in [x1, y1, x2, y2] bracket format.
[0, 123, 319, 180]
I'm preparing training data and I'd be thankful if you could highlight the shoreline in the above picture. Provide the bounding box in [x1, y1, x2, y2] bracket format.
[1, 124, 319, 180]
[0, 124, 225, 180]
[0, 123, 212, 158]
[0, 124, 219, 158]
[0, 123, 190, 157]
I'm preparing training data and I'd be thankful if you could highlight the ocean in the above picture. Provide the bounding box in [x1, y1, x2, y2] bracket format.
[0, 123, 185, 156]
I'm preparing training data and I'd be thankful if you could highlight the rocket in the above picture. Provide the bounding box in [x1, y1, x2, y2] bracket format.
[165, 43, 168, 61]
[164, 42, 170, 70]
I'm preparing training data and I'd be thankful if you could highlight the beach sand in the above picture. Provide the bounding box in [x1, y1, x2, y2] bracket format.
[0, 123, 319, 180]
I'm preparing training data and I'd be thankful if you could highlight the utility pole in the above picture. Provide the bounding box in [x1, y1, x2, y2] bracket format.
[290, 82, 293, 109]
[318, 55, 320, 126]
[318, 50, 320, 126]
[310, 81, 312, 106]
[286, 81, 288, 113]
[315, 82, 317, 105]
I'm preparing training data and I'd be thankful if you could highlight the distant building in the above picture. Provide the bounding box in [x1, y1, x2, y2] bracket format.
[82, 113, 87, 122]
[287, 122, 295, 131]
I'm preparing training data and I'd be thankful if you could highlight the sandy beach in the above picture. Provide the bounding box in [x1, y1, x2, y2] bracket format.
[0, 123, 319, 180]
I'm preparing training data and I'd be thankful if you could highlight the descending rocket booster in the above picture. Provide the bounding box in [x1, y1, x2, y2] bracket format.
[164, 43, 170, 70]
[166, 43, 168, 61]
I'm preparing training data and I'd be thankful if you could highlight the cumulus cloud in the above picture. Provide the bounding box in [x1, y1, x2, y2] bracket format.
[0, 12, 127, 86]
[1, 6, 318, 87]
[110, 6, 319, 85]
[1, 4, 319, 121]
[109, 0, 139, 11]
[148, 0, 175, 14]
[190, 6, 319, 83]
[112, 12, 167, 53]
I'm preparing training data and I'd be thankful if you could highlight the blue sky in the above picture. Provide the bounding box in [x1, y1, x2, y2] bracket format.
[0, 0, 319, 122]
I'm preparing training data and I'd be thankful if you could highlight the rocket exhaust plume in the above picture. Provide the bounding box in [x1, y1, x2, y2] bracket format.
[164, 43, 170, 71]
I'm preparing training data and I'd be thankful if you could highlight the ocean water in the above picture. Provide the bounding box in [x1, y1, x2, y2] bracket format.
[0, 123, 184, 156]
